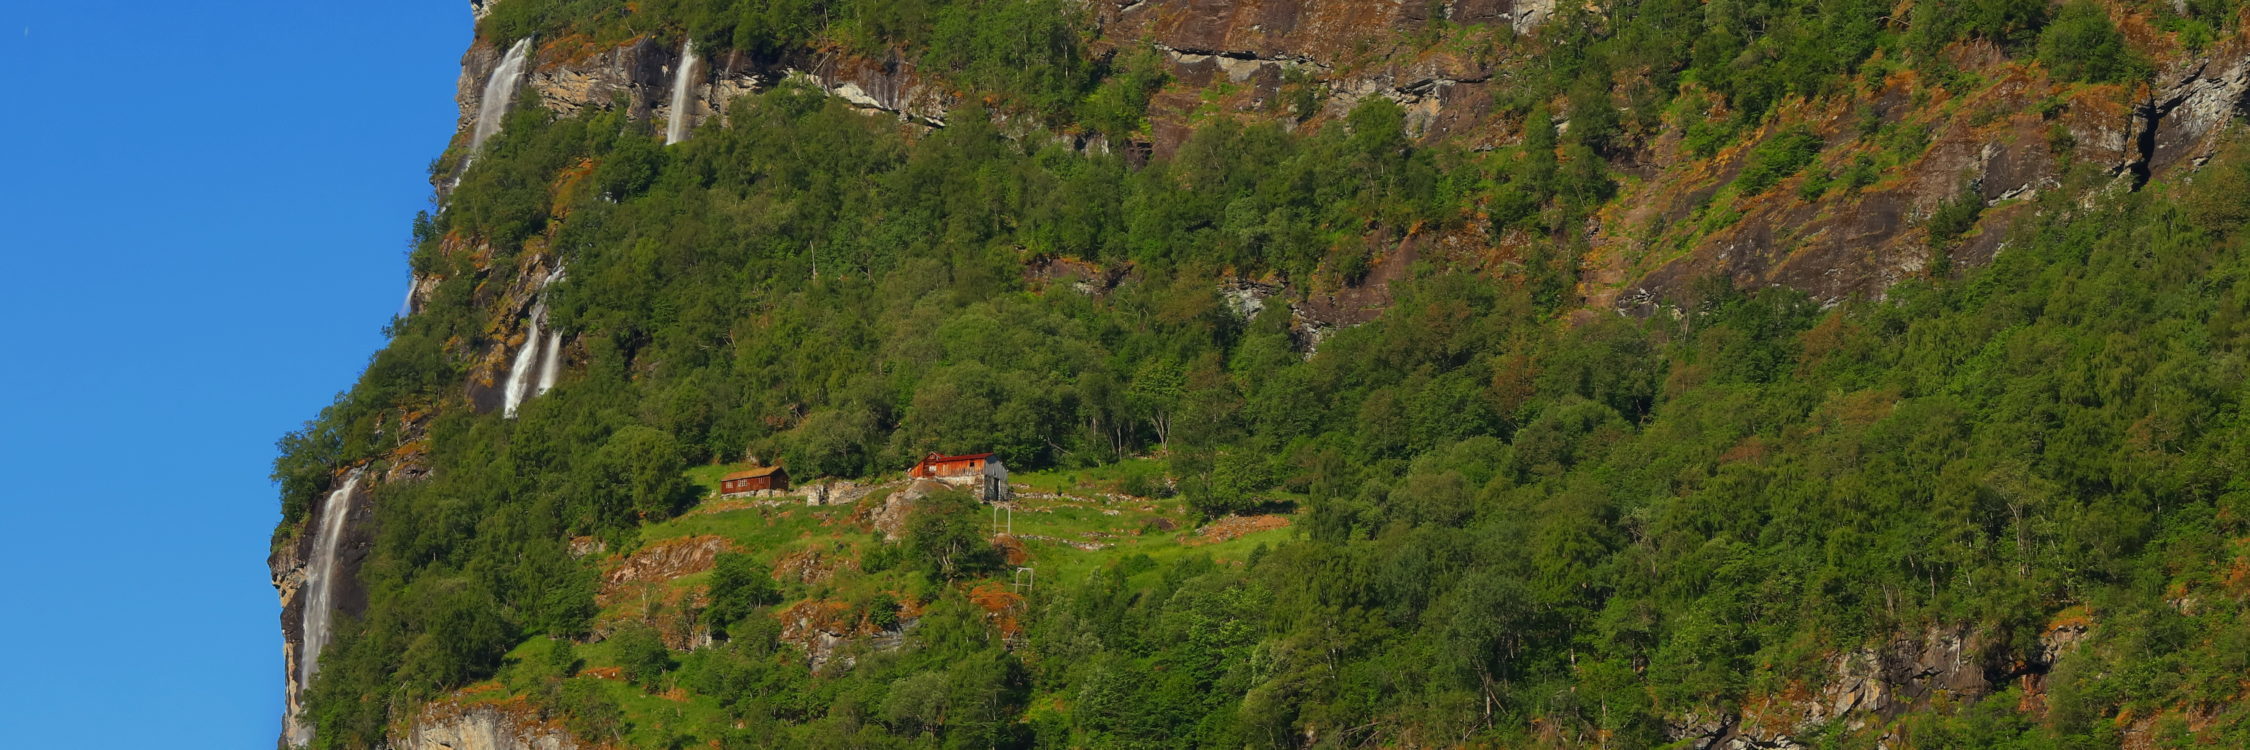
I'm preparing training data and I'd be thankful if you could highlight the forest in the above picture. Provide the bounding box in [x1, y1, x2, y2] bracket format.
[282, 1, 2250, 747]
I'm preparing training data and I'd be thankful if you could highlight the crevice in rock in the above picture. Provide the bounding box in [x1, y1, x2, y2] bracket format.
[2127, 86, 2197, 191]
[2127, 99, 2161, 190]
[1151, 43, 1330, 71]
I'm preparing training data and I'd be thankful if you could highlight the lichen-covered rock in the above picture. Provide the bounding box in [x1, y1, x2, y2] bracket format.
[602, 535, 734, 597]
[403, 699, 582, 750]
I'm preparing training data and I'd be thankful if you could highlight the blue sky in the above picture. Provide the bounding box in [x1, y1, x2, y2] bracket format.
[0, 2, 464, 745]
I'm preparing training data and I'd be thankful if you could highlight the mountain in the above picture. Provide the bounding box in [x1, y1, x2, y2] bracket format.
[275, 1, 2250, 747]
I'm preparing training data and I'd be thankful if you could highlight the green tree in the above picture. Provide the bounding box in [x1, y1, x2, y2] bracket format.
[905, 489, 1000, 581]
[705, 552, 780, 634]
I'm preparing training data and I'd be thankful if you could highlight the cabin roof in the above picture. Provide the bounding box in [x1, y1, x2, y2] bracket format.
[924, 452, 995, 463]
[723, 466, 786, 481]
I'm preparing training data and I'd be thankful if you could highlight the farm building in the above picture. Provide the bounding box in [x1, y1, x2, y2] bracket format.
[909, 452, 1010, 501]
[720, 466, 789, 496]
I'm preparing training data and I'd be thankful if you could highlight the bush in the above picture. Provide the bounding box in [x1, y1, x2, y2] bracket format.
[905, 490, 1001, 581]
[1927, 188, 1985, 248]
[1735, 126, 1824, 195]
[2039, 1, 2146, 84]
[705, 552, 780, 634]
[613, 623, 674, 689]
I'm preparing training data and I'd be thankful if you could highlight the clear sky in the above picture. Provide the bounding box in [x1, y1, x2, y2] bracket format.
[0, 2, 465, 745]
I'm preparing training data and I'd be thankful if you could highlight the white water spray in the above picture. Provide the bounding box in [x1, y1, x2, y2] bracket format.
[665, 39, 700, 145]
[288, 468, 366, 747]
[501, 296, 548, 418]
[501, 268, 565, 417]
[537, 330, 563, 396]
[469, 38, 534, 157]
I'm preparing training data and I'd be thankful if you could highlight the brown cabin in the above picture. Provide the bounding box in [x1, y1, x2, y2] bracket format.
[720, 466, 788, 495]
[908, 452, 1009, 501]
[910, 452, 995, 479]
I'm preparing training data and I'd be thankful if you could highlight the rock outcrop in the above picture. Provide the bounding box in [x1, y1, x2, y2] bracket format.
[271, 471, 376, 748]
[1670, 621, 2095, 749]
[403, 699, 583, 750]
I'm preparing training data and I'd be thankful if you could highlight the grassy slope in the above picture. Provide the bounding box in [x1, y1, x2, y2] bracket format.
[457, 461, 1293, 745]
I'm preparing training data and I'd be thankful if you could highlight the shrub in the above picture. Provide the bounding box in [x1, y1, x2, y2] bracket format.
[2039, 1, 2147, 84]
[1736, 126, 1824, 195]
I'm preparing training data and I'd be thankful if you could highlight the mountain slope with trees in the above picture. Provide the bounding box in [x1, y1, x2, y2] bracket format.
[278, 1, 2250, 747]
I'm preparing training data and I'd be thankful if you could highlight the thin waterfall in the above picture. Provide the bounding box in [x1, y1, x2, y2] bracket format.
[288, 468, 366, 747]
[665, 39, 699, 145]
[537, 330, 563, 395]
[469, 37, 534, 157]
[501, 268, 564, 417]
[535, 267, 566, 396]
[500, 296, 548, 418]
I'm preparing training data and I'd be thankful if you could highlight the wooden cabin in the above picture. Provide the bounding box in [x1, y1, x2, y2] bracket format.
[909, 452, 1009, 501]
[720, 466, 789, 495]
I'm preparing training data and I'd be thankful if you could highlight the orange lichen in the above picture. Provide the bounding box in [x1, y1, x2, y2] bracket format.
[967, 581, 1025, 638]
[1185, 514, 1292, 546]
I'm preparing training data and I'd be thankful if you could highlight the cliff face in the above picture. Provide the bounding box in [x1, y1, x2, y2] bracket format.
[271, 472, 375, 747]
[1600, 35, 2250, 313]
[401, 699, 584, 750]
[434, 3, 2250, 318]
[1091, 0, 2250, 309]
[283, 2, 2250, 746]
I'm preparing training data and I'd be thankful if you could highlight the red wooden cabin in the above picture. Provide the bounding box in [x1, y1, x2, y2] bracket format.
[910, 452, 995, 478]
[908, 452, 1010, 501]
[720, 466, 788, 495]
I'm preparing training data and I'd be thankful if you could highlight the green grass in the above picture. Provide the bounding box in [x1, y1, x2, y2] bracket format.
[683, 461, 801, 497]
[644, 460, 1294, 604]
[1008, 456, 1168, 496]
[456, 463, 1300, 748]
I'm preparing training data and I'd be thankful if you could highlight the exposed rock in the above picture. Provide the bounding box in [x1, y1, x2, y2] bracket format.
[272, 471, 377, 749]
[524, 38, 673, 122]
[2139, 34, 2250, 179]
[565, 536, 605, 559]
[863, 479, 953, 541]
[802, 477, 885, 506]
[777, 599, 917, 672]
[1187, 514, 1292, 545]
[1221, 279, 1283, 320]
[1602, 64, 2129, 312]
[601, 535, 734, 599]
[788, 54, 955, 126]
[402, 698, 583, 750]
[1675, 621, 2093, 748]
[1510, 0, 1556, 33]
[773, 546, 857, 586]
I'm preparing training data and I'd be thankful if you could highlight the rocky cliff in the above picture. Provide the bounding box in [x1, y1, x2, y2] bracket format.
[281, 1, 2250, 746]
[401, 698, 585, 750]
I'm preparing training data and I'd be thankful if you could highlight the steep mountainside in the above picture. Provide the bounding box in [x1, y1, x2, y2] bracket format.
[278, 1, 2250, 748]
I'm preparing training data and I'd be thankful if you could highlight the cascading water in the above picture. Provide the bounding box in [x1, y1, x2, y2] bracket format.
[537, 330, 563, 395]
[501, 268, 565, 417]
[468, 37, 534, 157]
[288, 468, 365, 747]
[500, 296, 548, 418]
[665, 39, 699, 145]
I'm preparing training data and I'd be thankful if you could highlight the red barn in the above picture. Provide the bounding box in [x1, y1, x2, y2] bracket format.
[720, 466, 788, 495]
[909, 452, 1010, 501]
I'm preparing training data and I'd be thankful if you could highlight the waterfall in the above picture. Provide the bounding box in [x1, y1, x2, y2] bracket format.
[537, 330, 563, 396]
[500, 296, 548, 418]
[501, 268, 565, 417]
[289, 468, 366, 747]
[665, 39, 699, 145]
[469, 37, 534, 157]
